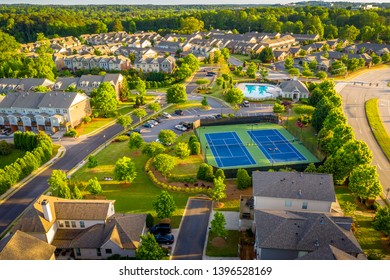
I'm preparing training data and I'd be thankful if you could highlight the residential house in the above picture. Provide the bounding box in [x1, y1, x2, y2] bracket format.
[254, 210, 364, 260]
[0, 78, 54, 93]
[262, 35, 296, 50]
[135, 56, 176, 74]
[9, 195, 146, 260]
[0, 91, 91, 133]
[273, 50, 290, 61]
[279, 78, 310, 100]
[60, 54, 131, 72]
[0, 230, 56, 260]
[292, 34, 320, 43]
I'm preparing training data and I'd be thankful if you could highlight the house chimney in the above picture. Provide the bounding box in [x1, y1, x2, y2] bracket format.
[41, 199, 53, 222]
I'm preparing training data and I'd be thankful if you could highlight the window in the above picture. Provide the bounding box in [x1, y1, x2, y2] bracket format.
[105, 249, 112, 254]
[65, 221, 70, 228]
[71, 221, 76, 228]
[75, 248, 81, 256]
[285, 200, 292, 207]
[80, 221, 85, 228]
[96, 248, 102, 256]
[302, 202, 308, 210]
[58, 221, 64, 227]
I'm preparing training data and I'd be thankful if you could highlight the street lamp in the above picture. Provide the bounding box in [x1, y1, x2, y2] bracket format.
[103, 134, 106, 148]
[268, 147, 278, 168]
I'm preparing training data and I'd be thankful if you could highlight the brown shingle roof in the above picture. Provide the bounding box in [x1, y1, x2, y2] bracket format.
[54, 200, 113, 220]
[0, 231, 56, 260]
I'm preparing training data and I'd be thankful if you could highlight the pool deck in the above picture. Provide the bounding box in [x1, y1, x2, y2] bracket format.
[236, 83, 281, 101]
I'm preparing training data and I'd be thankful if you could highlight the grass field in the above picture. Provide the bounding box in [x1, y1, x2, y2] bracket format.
[71, 141, 192, 228]
[335, 186, 390, 260]
[206, 230, 239, 257]
[196, 123, 319, 169]
[0, 145, 26, 169]
[365, 98, 390, 162]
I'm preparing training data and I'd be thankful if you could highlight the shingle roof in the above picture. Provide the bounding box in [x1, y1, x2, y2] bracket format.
[54, 199, 113, 220]
[254, 210, 363, 258]
[280, 78, 310, 95]
[298, 244, 360, 260]
[252, 171, 335, 202]
[0, 231, 56, 260]
[38, 92, 80, 109]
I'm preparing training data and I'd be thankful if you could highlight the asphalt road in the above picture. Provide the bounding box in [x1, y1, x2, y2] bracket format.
[336, 67, 390, 198]
[0, 123, 124, 235]
[171, 198, 212, 260]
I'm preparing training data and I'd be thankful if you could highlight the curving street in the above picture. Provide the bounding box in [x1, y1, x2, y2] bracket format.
[336, 66, 390, 199]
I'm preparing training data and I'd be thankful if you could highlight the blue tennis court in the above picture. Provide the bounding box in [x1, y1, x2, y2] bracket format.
[247, 129, 306, 163]
[205, 132, 256, 167]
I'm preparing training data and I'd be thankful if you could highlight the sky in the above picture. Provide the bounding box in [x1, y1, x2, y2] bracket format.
[2, 0, 390, 5]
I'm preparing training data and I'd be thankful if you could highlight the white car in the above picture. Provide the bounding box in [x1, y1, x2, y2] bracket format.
[175, 124, 187, 132]
[162, 112, 172, 118]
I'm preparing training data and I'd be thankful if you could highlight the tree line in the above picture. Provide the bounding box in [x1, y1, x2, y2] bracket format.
[1, 5, 390, 43]
[0, 131, 53, 195]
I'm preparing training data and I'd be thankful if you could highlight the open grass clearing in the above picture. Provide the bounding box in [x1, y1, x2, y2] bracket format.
[206, 230, 239, 257]
[71, 141, 193, 228]
[0, 145, 26, 168]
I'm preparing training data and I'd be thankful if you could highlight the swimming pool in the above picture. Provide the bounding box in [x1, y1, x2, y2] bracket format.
[236, 83, 279, 100]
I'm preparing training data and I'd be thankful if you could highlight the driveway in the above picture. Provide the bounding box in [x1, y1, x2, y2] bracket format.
[171, 198, 212, 260]
[336, 67, 390, 199]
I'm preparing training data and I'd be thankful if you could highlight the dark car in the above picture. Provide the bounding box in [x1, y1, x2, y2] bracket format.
[174, 109, 184, 116]
[179, 121, 193, 129]
[150, 223, 172, 234]
[154, 233, 174, 245]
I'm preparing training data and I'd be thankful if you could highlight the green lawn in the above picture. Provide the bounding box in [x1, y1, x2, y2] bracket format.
[206, 230, 239, 257]
[170, 155, 203, 179]
[0, 145, 26, 169]
[335, 186, 390, 259]
[231, 54, 250, 62]
[365, 98, 390, 162]
[75, 118, 114, 135]
[71, 141, 192, 228]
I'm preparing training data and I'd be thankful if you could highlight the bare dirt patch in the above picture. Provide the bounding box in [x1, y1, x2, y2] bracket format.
[211, 236, 227, 248]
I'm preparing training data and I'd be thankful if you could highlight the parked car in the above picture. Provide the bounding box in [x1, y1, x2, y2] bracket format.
[242, 100, 250, 107]
[162, 112, 172, 118]
[179, 121, 193, 129]
[147, 119, 158, 126]
[155, 138, 173, 146]
[214, 114, 222, 119]
[175, 124, 187, 132]
[125, 127, 144, 135]
[174, 109, 184, 116]
[150, 223, 172, 234]
[153, 233, 174, 245]
[143, 123, 154, 128]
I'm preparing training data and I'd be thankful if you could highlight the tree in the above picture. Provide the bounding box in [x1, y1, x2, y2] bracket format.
[349, 165, 382, 201]
[304, 163, 317, 173]
[114, 156, 137, 184]
[48, 170, 71, 199]
[136, 232, 165, 260]
[284, 57, 294, 70]
[91, 82, 118, 117]
[158, 130, 177, 146]
[87, 155, 98, 168]
[312, 97, 337, 132]
[111, 19, 124, 32]
[148, 102, 161, 113]
[142, 142, 166, 158]
[153, 190, 176, 219]
[87, 177, 102, 195]
[215, 169, 226, 181]
[136, 79, 146, 95]
[166, 84, 187, 104]
[373, 207, 390, 237]
[246, 62, 257, 78]
[237, 168, 251, 190]
[259, 47, 274, 63]
[326, 124, 354, 155]
[259, 67, 269, 82]
[132, 108, 147, 122]
[183, 54, 200, 72]
[175, 142, 190, 159]
[210, 212, 227, 238]
[340, 25, 360, 41]
[201, 96, 209, 107]
[225, 88, 244, 105]
[288, 68, 300, 76]
[128, 132, 144, 149]
[34, 85, 49, 92]
[189, 140, 200, 155]
[197, 163, 214, 182]
[70, 184, 83, 199]
[153, 154, 176, 178]
[117, 115, 133, 131]
[176, 63, 193, 80]
[273, 102, 285, 115]
[316, 71, 328, 80]
[212, 177, 226, 203]
[180, 17, 204, 34]
[0, 140, 11, 155]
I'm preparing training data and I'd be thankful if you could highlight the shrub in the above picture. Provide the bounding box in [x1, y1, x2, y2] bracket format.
[0, 140, 11, 155]
[197, 163, 214, 182]
[237, 168, 251, 189]
[87, 155, 98, 168]
[114, 135, 129, 142]
[146, 213, 154, 228]
[64, 128, 77, 137]
[175, 142, 190, 159]
[83, 116, 92, 123]
[189, 141, 201, 155]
